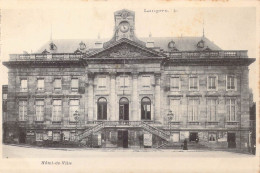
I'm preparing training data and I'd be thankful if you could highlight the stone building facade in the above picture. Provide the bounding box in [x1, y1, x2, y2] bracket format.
[3, 9, 255, 151]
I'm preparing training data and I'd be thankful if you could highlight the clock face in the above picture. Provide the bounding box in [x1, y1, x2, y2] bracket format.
[119, 22, 130, 33]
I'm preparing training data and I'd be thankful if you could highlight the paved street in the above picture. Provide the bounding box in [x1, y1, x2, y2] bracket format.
[2, 144, 254, 158]
[1, 144, 258, 173]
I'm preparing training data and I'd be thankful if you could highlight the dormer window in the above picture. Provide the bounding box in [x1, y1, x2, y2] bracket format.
[49, 42, 57, 50]
[203, 46, 211, 51]
[197, 39, 205, 48]
[168, 41, 175, 49]
[79, 41, 86, 50]
[42, 49, 50, 54]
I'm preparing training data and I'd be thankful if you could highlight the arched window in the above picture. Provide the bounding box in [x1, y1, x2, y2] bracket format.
[141, 97, 151, 120]
[97, 97, 107, 120]
[119, 97, 129, 120]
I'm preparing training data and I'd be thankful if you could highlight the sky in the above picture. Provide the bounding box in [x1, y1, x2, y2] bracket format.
[0, 1, 258, 100]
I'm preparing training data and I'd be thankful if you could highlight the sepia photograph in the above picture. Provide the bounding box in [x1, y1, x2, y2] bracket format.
[0, 0, 259, 173]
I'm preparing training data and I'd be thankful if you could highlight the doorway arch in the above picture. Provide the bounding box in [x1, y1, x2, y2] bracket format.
[119, 97, 129, 120]
[141, 97, 151, 120]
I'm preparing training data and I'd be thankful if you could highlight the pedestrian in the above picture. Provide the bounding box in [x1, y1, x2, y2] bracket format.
[183, 139, 188, 150]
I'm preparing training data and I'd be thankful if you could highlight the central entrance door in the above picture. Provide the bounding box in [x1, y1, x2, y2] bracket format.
[119, 97, 129, 120]
[118, 130, 128, 148]
[227, 133, 236, 148]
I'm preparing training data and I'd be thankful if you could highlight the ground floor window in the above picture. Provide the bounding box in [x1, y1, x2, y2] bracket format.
[208, 132, 217, 142]
[36, 132, 43, 141]
[53, 132, 61, 141]
[172, 132, 180, 142]
[189, 132, 199, 142]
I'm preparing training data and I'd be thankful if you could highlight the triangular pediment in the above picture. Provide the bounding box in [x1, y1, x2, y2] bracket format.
[87, 38, 165, 59]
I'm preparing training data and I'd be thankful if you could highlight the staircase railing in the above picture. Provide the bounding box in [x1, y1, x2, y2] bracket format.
[141, 122, 170, 141]
[78, 122, 104, 141]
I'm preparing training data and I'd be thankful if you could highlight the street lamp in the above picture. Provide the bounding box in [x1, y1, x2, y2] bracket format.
[167, 110, 174, 135]
[73, 110, 80, 141]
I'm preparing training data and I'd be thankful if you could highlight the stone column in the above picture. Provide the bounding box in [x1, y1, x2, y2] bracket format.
[155, 73, 161, 123]
[132, 72, 138, 121]
[87, 73, 94, 121]
[110, 72, 116, 121]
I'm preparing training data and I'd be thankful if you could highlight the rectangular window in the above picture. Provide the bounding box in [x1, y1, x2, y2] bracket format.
[98, 76, 107, 88]
[69, 99, 79, 121]
[142, 76, 151, 88]
[37, 79, 44, 91]
[226, 99, 236, 121]
[119, 75, 129, 88]
[53, 132, 61, 141]
[207, 99, 217, 121]
[188, 99, 199, 121]
[208, 76, 217, 90]
[19, 100, 27, 121]
[3, 94, 7, 100]
[36, 133, 43, 141]
[71, 78, 79, 91]
[170, 77, 180, 91]
[170, 99, 180, 121]
[35, 100, 44, 121]
[227, 76, 236, 90]
[20, 79, 28, 92]
[70, 132, 75, 141]
[189, 76, 199, 90]
[52, 100, 62, 122]
[54, 78, 62, 90]
[208, 133, 217, 142]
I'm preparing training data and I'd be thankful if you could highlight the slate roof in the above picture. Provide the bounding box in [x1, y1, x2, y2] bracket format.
[36, 36, 222, 54]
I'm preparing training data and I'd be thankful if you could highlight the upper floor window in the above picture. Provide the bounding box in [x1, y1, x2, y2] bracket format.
[188, 99, 199, 122]
[142, 76, 151, 88]
[21, 79, 28, 92]
[226, 98, 236, 121]
[19, 100, 27, 121]
[35, 100, 44, 121]
[226, 75, 236, 90]
[3, 94, 7, 100]
[54, 78, 62, 90]
[207, 99, 217, 121]
[52, 100, 62, 122]
[97, 97, 107, 120]
[170, 76, 180, 91]
[71, 78, 79, 91]
[69, 99, 79, 121]
[98, 76, 107, 89]
[207, 76, 217, 90]
[119, 75, 129, 88]
[170, 99, 180, 121]
[37, 79, 44, 91]
[189, 76, 199, 90]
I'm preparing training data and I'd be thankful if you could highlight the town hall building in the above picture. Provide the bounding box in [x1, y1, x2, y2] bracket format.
[3, 9, 255, 151]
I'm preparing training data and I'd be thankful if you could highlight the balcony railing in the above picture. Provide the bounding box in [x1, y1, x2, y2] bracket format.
[9, 53, 84, 61]
[168, 50, 248, 59]
[9, 50, 248, 61]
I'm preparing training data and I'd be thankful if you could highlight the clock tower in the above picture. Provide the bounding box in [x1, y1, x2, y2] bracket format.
[103, 9, 145, 48]
[114, 9, 135, 41]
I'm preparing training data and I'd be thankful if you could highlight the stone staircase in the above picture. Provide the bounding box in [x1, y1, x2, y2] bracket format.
[78, 121, 171, 143]
[141, 122, 171, 142]
[78, 122, 104, 141]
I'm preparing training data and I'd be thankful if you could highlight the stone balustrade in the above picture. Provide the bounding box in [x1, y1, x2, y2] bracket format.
[9, 50, 248, 61]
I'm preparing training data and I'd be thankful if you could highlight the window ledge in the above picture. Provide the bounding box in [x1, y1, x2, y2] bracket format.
[206, 121, 219, 125]
[188, 122, 200, 125]
[226, 122, 239, 125]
